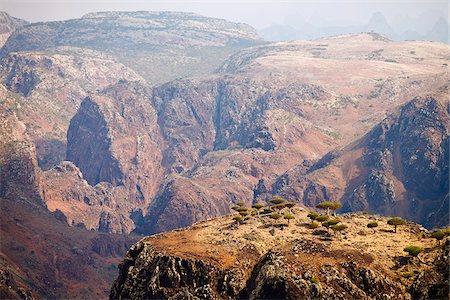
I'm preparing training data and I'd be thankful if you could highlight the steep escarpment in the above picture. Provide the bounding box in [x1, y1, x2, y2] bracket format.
[67, 80, 164, 202]
[45, 80, 164, 233]
[112, 211, 449, 299]
[0, 103, 139, 299]
[0, 108, 43, 206]
[0, 50, 143, 169]
[0, 11, 263, 85]
[135, 35, 449, 234]
[273, 96, 449, 228]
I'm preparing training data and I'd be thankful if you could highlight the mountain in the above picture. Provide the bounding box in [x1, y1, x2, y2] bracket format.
[426, 17, 449, 43]
[0, 11, 262, 172]
[0, 11, 28, 47]
[0, 11, 263, 86]
[131, 34, 449, 234]
[0, 49, 144, 170]
[272, 95, 449, 229]
[111, 211, 449, 299]
[259, 12, 449, 43]
[0, 107, 138, 298]
[367, 12, 396, 39]
[2, 28, 447, 235]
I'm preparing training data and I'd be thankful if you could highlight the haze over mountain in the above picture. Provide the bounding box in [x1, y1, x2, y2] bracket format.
[0, 6, 448, 299]
[260, 11, 449, 43]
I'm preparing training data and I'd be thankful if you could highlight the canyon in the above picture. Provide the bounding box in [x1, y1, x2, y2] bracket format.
[0, 10, 448, 299]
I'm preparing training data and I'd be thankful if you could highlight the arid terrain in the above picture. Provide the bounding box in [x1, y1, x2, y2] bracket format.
[0, 9, 448, 299]
[111, 208, 449, 299]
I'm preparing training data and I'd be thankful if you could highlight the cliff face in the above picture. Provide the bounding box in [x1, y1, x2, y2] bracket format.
[111, 212, 449, 299]
[0, 108, 44, 206]
[0, 50, 143, 170]
[53, 81, 163, 233]
[273, 96, 449, 228]
[134, 35, 449, 234]
[68, 81, 164, 200]
[0, 94, 139, 298]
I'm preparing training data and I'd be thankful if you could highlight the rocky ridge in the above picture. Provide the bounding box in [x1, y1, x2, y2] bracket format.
[0, 11, 263, 85]
[111, 210, 449, 299]
[273, 95, 449, 229]
[0, 11, 27, 47]
[133, 34, 449, 233]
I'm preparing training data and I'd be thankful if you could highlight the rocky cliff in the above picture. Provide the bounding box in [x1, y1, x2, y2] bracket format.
[0, 49, 143, 169]
[111, 210, 449, 299]
[273, 95, 449, 229]
[134, 35, 449, 234]
[48, 80, 164, 233]
[0, 106, 44, 206]
[0, 96, 139, 298]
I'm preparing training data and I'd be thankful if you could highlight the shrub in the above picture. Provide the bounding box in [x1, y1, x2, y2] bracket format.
[332, 224, 348, 232]
[270, 213, 283, 220]
[430, 230, 447, 245]
[387, 217, 406, 233]
[327, 219, 340, 226]
[233, 215, 243, 225]
[367, 222, 378, 233]
[401, 272, 415, 279]
[285, 202, 296, 213]
[252, 203, 265, 210]
[316, 215, 329, 223]
[403, 245, 423, 258]
[323, 219, 340, 231]
[309, 222, 320, 229]
[239, 211, 249, 217]
[307, 212, 319, 221]
[332, 224, 348, 240]
[252, 203, 265, 218]
[231, 206, 240, 212]
[237, 202, 245, 207]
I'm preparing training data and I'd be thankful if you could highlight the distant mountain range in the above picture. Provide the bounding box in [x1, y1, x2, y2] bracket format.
[260, 11, 449, 43]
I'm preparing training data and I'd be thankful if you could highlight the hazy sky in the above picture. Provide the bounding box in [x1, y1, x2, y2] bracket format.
[1, 0, 448, 29]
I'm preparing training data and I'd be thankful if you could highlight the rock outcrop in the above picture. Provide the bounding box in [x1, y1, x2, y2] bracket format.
[51, 80, 164, 232]
[112, 211, 449, 299]
[0, 49, 143, 169]
[0, 108, 44, 206]
[274, 96, 449, 228]
[135, 35, 449, 234]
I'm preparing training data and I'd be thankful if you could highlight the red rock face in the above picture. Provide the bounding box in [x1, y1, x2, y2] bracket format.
[0, 110, 44, 206]
[0, 51, 144, 170]
[0, 105, 139, 299]
[3, 29, 449, 235]
[273, 96, 449, 228]
[58, 81, 165, 232]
